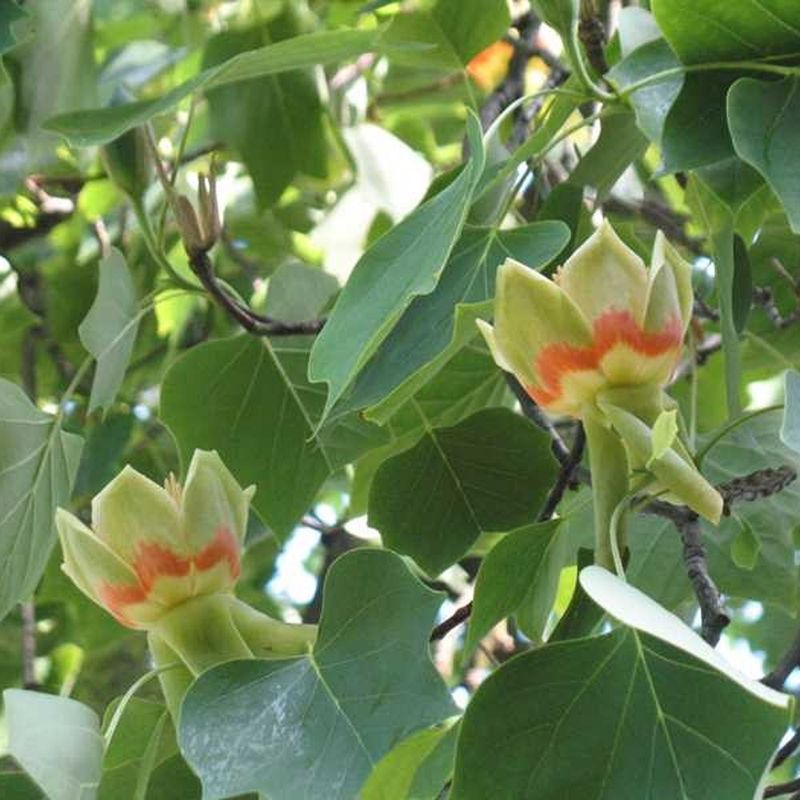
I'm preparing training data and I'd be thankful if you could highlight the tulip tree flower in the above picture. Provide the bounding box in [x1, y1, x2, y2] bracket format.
[478, 221, 723, 568]
[56, 450, 315, 717]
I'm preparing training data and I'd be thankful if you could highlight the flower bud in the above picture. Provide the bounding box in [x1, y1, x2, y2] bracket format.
[56, 450, 254, 629]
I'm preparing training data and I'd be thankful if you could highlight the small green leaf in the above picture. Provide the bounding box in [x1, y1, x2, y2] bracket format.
[309, 114, 486, 424]
[161, 335, 387, 538]
[451, 567, 791, 800]
[728, 76, 800, 234]
[4, 689, 104, 800]
[79, 248, 141, 415]
[0, 380, 83, 621]
[465, 520, 564, 653]
[360, 720, 460, 800]
[782, 370, 800, 455]
[43, 29, 379, 146]
[180, 549, 456, 800]
[368, 408, 557, 576]
[647, 409, 678, 468]
[731, 519, 760, 570]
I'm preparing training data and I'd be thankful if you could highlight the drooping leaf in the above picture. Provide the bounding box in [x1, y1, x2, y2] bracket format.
[368, 408, 557, 575]
[203, 19, 326, 209]
[161, 335, 387, 538]
[78, 248, 141, 415]
[464, 520, 565, 654]
[308, 114, 486, 423]
[728, 76, 800, 234]
[0, 1, 28, 85]
[451, 568, 791, 799]
[661, 72, 736, 172]
[4, 689, 104, 800]
[179, 549, 456, 800]
[652, 0, 800, 64]
[360, 720, 460, 800]
[43, 28, 379, 146]
[341, 221, 569, 419]
[782, 370, 800, 455]
[568, 110, 648, 195]
[0, 380, 83, 620]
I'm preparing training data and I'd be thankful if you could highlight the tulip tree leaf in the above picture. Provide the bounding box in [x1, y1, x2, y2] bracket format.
[161, 335, 387, 538]
[341, 221, 570, 419]
[451, 568, 791, 800]
[652, 0, 800, 64]
[79, 248, 141, 415]
[4, 689, 104, 800]
[368, 408, 557, 576]
[464, 520, 565, 654]
[203, 20, 326, 209]
[308, 114, 486, 424]
[43, 28, 378, 146]
[179, 549, 456, 800]
[360, 720, 460, 800]
[781, 370, 800, 455]
[728, 76, 800, 234]
[0, 380, 83, 621]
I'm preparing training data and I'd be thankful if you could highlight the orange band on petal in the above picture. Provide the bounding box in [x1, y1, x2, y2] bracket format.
[98, 526, 240, 627]
[528, 310, 683, 410]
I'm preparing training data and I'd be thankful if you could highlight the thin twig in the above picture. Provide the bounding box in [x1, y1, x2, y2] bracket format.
[188, 250, 325, 336]
[762, 628, 800, 690]
[430, 601, 473, 642]
[537, 424, 585, 521]
[20, 601, 37, 689]
[764, 777, 800, 798]
[773, 729, 800, 770]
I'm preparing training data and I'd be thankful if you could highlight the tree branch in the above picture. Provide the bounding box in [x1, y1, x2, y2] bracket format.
[537, 424, 585, 522]
[764, 777, 800, 798]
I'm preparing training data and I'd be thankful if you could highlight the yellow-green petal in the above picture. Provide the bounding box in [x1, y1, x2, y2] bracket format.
[91, 465, 184, 562]
[181, 449, 255, 548]
[56, 508, 139, 605]
[644, 231, 694, 334]
[492, 258, 592, 386]
[554, 220, 649, 325]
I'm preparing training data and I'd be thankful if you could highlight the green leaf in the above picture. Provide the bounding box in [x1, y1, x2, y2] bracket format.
[0, 1, 28, 85]
[781, 370, 800, 455]
[78, 248, 141, 415]
[732, 234, 752, 332]
[341, 221, 569, 419]
[179, 549, 455, 800]
[607, 39, 683, 144]
[308, 114, 486, 423]
[661, 72, 735, 172]
[451, 568, 791, 800]
[652, 0, 800, 64]
[368, 408, 557, 575]
[204, 21, 326, 209]
[161, 335, 387, 538]
[99, 697, 188, 800]
[360, 720, 459, 800]
[730, 519, 760, 570]
[264, 262, 339, 324]
[4, 689, 104, 800]
[648, 409, 678, 468]
[464, 520, 564, 654]
[728, 76, 800, 234]
[567, 110, 648, 196]
[0, 380, 83, 620]
[43, 28, 378, 146]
